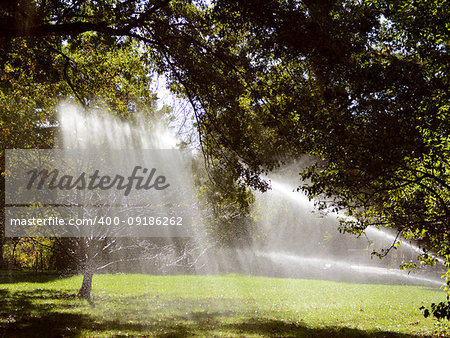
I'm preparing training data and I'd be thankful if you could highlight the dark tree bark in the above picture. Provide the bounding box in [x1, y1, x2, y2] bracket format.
[0, 173, 5, 270]
[77, 270, 94, 300]
[0, 236, 4, 270]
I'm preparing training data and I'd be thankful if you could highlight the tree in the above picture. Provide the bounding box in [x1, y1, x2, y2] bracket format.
[193, 153, 256, 248]
[157, 0, 450, 279]
[0, 2, 174, 299]
[1, 0, 448, 289]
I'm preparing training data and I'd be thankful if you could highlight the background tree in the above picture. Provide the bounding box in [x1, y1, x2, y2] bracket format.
[153, 0, 450, 279]
[193, 154, 256, 248]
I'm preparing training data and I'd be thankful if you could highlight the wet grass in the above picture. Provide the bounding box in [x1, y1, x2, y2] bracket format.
[0, 273, 447, 337]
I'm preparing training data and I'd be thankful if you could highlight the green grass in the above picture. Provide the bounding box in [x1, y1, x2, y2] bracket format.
[0, 273, 447, 337]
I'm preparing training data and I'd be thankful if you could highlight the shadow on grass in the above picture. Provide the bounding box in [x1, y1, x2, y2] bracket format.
[0, 289, 427, 337]
[0, 288, 88, 337]
[219, 318, 414, 338]
[0, 271, 64, 284]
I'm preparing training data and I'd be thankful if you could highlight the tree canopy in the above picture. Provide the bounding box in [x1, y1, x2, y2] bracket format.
[1, 0, 449, 282]
[152, 0, 449, 277]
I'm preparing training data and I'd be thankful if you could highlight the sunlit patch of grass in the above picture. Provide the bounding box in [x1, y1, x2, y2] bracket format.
[0, 273, 446, 336]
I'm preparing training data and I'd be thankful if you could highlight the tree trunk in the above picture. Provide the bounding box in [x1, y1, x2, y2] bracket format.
[0, 237, 4, 270]
[0, 213, 5, 270]
[77, 270, 94, 300]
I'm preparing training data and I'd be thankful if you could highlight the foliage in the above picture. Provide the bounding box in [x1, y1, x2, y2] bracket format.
[193, 154, 257, 247]
[149, 0, 450, 282]
[421, 294, 450, 321]
[0, 1, 169, 299]
[2, 238, 56, 271]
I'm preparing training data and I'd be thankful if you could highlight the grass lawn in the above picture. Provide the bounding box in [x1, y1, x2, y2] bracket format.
[0, 273, 447, 337]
